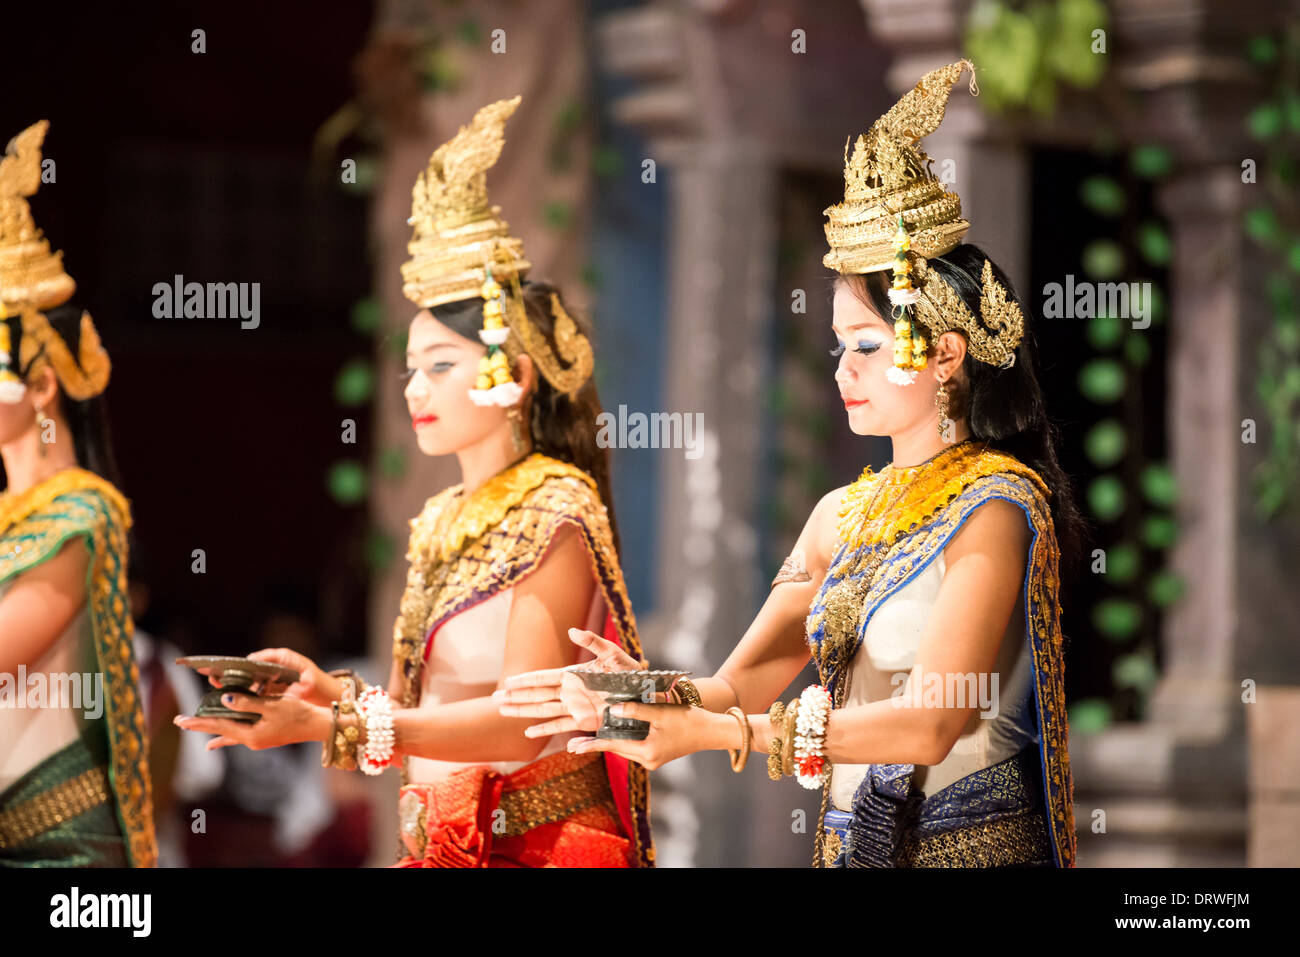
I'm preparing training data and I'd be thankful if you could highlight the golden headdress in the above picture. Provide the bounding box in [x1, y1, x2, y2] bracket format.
[0, 121, 111, 404]
[400, 96, 592, 406]
[823, 59, 1024, 385]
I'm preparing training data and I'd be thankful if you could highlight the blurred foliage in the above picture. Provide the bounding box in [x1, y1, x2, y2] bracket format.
[1244, 26, 1300, 519]
[965, 1, 1186, 723]
[963, 0, 1108, 114]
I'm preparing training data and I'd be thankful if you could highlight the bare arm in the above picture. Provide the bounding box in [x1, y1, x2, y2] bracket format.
[0, 538, 90, 675]
[697, 497, 1032, 764]
[391, 523, 596, 763]
[694, 486, 846, 713]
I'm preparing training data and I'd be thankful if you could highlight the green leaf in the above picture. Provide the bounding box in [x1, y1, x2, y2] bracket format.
[350, 298, 383, 336]
[1102, 541, 1141, 583]
[1113, 652, 1159, 690]
[365, 528, 398, 572]
[1148, 570, 1186, 607]
[1093, 598, 1142, 640]
[1138, 221, 1172, 266]
[1080, 176, 1125, 216]
[1087, 314, 1125, 349]
[327, 461, 367, 505]
[1045, 0, 1108, 87]
[1087, 474, 1126, 521]
[542, 200, 573, 232]
[1244, 207, 1281, 246]
[1068, 698, 1112, 734]
[1247, 103, 1283, 140]
[1141, 514, 1178, 549]
[1131, 144, 1172, 179]
[592, 145, 622, 180]
[334, 359, 375, 406]
[1140, 463, 1178, 507]
[1078, 358, 1125, 403]
[1083, 419, 1126, 468]
[1082, 239, 1124, 279]
[1288, 241, 1300, 274]
[1247, 34, 1279, 65]
[1125, 333, 1150, 367]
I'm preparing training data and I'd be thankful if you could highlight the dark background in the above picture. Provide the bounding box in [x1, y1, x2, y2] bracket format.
[4, 1, 377, 654]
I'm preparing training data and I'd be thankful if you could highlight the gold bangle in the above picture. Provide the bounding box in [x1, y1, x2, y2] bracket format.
[767, 701, 785, 780]
[673, 677, 703, 708]
[725, 706, 752, 772]
[781, 698, 800, 777]
[767, 736, 784, 781]
[321, 701, 340, 768]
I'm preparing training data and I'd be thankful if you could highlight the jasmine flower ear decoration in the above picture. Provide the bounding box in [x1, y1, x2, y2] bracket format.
[468, 265, 525, 408]
[0, 317, 27, 404]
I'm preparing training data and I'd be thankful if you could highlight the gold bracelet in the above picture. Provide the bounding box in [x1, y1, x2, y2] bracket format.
[333, 700, 360, 771]
[781, 698, 800, 777]
[725, 706, 752, 773]
[321, 701, 340, 768]
[767, 701, 786, 780]
[673, 677, 703, 708]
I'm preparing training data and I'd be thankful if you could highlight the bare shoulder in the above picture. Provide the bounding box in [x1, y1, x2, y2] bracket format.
[945, 496, 1030, 567]
[805, 485, 850, 566]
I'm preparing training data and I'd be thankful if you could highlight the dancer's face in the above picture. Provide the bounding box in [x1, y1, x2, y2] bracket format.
[403, 310, 507, 457]
[831, 280, 961, 438]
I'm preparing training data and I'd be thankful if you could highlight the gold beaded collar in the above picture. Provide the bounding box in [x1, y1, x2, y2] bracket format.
[837, 439, 1049, 553]
[428, 452, 597, 564]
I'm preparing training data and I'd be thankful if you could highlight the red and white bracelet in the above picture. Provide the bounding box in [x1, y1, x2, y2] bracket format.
[357, 687, 395, 775]
[794, 684, 832, 789]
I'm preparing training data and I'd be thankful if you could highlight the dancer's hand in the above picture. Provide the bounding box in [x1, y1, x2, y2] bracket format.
[565, 701, 716, 771]
[494, 627, 643, 737]
[201, 648, 338, 708]
[173, 692, 331, 752]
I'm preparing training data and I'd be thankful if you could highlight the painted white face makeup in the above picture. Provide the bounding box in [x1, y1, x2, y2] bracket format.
[402, 311, 507, 457]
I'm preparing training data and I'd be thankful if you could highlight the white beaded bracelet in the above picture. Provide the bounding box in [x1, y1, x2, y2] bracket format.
[794, 684, 832, 789]
[357, 687, 395, 775]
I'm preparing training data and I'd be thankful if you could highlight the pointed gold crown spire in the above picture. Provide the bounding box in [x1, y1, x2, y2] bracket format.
[823, 59, 979, 276]
[0, 121, 111, 403]
[0, 120, 76, 318]
[401, 95, 532, 309]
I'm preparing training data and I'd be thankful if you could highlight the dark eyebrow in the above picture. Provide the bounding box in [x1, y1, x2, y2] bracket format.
[404, 342, 461, 360]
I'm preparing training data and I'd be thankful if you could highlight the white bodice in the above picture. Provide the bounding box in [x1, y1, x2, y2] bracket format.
[830, 549, 1038, 811]
[0, 579, 92, 793]
[405, 582, 608, 785]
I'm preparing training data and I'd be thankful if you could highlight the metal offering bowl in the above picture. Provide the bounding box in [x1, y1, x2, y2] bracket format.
[571, 669, 689, 740]
[176, 655, 301, 725]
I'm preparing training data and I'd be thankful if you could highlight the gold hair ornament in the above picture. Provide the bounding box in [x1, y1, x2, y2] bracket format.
[19, 308, 112, 401]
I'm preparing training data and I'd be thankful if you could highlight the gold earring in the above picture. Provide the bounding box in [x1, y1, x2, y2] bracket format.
[34, 406, 47, 457]
[935, 381, 951, 440]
